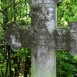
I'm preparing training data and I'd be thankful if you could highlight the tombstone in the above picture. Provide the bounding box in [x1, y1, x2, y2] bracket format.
[4, 0, 77, 77]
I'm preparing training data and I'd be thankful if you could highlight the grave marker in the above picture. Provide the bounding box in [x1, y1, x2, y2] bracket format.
[5, 0, 77, 77]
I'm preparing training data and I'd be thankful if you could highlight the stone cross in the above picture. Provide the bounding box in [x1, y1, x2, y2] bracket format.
[5, 0, 77, 77]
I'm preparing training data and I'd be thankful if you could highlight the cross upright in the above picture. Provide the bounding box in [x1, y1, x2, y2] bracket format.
[5, 0, 77, 77]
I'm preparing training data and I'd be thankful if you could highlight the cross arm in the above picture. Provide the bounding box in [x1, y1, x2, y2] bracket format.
[4, 21, 34, 51]
[53, 27, 71, 51]
[53, 22, 77, 55]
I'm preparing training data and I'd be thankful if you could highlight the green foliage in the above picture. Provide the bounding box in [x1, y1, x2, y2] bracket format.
[57, 0, 77, 77]
[16, 48, 29, 57]
[57, 0, 77, 27]
[56, 51, 77, 77]
[0, 0, 31, 77]
[0, 13, 3, 22]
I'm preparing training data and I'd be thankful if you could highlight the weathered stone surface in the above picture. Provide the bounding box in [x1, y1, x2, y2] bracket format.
[69, 22, 77, 55]
[53, 27, 77, 55]
[31, 0, 57, 77]
[53, 22, 77, 55]
[5, 21, 77, 55]
[4, 0, 77, 77]
[5, 22, 21, 51]
[4, 21, 35, 51]
[53, 27, 71, 50]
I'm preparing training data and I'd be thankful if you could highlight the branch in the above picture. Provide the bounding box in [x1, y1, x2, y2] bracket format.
[1, 1, 20, 15]
[0, 10, 3, 13]
[0, 21, 4, 29]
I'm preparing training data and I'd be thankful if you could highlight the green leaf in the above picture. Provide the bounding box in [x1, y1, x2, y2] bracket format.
[0, 13, 4, 22]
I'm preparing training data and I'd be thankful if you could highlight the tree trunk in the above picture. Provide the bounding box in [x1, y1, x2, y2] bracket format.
[31, 0, 57, 77]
